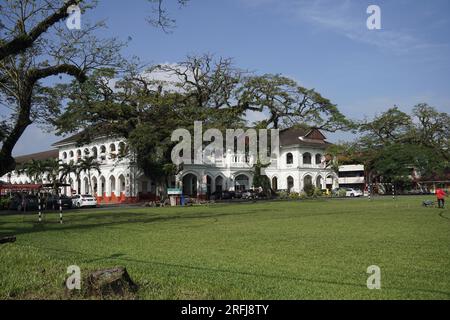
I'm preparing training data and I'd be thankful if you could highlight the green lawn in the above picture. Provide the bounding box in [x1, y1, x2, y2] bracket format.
[0, 196, 449, 300]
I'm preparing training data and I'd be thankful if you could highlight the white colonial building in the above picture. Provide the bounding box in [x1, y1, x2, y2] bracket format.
[179, 127, 339, 199]
[1, 127, 339, 203]
[51, 133, 147, 203]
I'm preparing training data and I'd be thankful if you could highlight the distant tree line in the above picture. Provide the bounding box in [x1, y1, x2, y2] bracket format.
[326, 105, 450, 191]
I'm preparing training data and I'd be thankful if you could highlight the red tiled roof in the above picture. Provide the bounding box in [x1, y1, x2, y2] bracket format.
[279, 127, 330, 147]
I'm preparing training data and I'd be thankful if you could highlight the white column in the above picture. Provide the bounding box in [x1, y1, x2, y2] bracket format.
[97, 178, 102, 196]
[115, 177, 120, 197]
[106, 177, 111, 197]
[81, 177, 86, 195]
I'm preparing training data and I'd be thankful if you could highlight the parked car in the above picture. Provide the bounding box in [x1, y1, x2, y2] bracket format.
[72, 194, 98, 208]
[220, 191, 236, 200]
[45, 195, 73, 210]
[242, 190, 257, 200]
[9, 194, 39, 211]
[345, 188, 363, 197]
[243, 189, 269, 200]
[234, 190, 243, 199]
[211, 190, 222, 200]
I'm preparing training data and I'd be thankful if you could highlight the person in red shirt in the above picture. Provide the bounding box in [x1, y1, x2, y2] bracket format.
[436, 187, 447, 209]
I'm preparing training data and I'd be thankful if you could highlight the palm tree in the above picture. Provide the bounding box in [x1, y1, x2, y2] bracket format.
[77, 157, 101, 195]
[44, 158, 64, 193]
[59, 160, 79, 183]
[58, 160, 80, 195]
[21, 159, 47, 183]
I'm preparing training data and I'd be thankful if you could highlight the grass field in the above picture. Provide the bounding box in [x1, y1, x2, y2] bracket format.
[0, 196, 449, 300]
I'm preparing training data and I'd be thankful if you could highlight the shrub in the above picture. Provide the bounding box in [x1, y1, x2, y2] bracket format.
[338, 189, 347, 197]
[299, 192, 308, 200]
[289, 192, 300, 200]
[277, 191, 289, 200]
[0, 197, 11, 210]
[313, 187, 323, 197]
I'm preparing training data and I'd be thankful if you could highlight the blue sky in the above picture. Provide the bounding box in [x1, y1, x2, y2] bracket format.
[12, 0, 450, 155]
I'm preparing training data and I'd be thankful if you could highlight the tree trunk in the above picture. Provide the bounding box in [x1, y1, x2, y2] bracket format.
[84, 267, 138, 298]
[88, 171, 92, 195]
[0, 83, 33, 176]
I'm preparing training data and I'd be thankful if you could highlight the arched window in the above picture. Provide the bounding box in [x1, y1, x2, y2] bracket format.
[69, 151, 74, 158]
[118, 175, 126, 193]
[287, 176, 294, 192]
[109, 144, 117, 160]
[99, 145, 106, 161]
[315, 154, 322, 165]
[272, 177, 278, 191]
[76, 150, 82, 160]
[316, 176, 323, 188]
[182, 174, 198, 197]
[286, 153, 293, 165]
[100, 176, 106, 195]
[110, 176, 116, 196]
[303, 152, 312, 165]
[235, 174, 250, 192]
[92, 177, 98, 196]
[92, 147, 98, 159]
[84, 177, 89, 195]
[304, 175, 313, 187]
[215, 176, 224, 194]
[62, 152, 67, 160]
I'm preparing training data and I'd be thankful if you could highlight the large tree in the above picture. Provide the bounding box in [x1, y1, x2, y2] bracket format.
[51, 56, 248, 194]
[407, 104, 450, 162]
[241, 74, 353, 131]
[331, 105, 450, 191]
[52, 55, 352, 194]
[0, 0, 187, 61]
[0, 0, 82, 61]
[0, 0, 188, 176]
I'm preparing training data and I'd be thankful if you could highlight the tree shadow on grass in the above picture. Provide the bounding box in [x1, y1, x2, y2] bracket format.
[0, 209, 267, 238]
[34, 246, 450, 299]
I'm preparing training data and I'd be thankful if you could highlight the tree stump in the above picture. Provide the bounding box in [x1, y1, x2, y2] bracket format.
[0, 236, 16, 244]
[85, 267, 138, 298]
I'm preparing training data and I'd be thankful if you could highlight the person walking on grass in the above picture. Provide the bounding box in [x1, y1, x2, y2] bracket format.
[436, 187, 447, 209]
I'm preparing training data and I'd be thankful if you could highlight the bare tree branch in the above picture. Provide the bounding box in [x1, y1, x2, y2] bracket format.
[0, 0, 83, 61]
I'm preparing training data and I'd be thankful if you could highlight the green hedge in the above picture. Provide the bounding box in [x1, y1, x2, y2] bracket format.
[0, 197, 11, 210]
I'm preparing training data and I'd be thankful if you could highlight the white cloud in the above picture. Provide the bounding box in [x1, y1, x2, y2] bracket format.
[242, 0, 448, 56]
